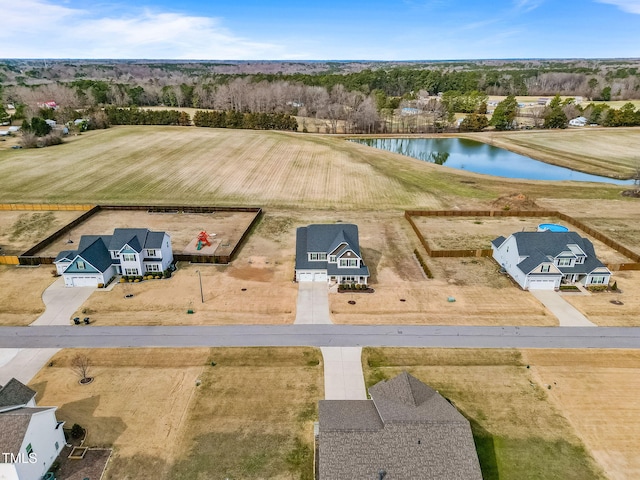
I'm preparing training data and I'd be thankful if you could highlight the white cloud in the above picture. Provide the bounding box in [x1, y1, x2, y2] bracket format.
[513, 0, 544, 13]
[0, 0, 288, 59]
[596, 0, 640, 14]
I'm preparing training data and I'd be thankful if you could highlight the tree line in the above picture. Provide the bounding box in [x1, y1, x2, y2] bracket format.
[193, 111, 298, 130]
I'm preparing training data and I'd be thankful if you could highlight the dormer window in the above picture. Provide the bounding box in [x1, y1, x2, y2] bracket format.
[557, 258, 572, 266]
[541, 265, 550, 273]
[309, 253, 327, 261]
[122, 253, 136, 262]
[329, 255, 336, 263]
[575, 257, 584, 264]
[77, 260, 85, 270]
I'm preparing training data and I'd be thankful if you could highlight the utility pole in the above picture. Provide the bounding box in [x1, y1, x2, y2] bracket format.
[196, 270, 204, 303]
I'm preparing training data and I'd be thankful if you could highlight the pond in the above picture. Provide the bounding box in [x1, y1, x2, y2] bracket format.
[352, 137, 633, 184]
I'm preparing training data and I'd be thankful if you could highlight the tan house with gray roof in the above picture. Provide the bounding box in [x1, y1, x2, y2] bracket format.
[317, 372, 482, 479]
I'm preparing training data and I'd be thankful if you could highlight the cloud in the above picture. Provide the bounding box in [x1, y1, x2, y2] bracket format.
[513, 0, 544, 12]
[0, 0, 287, 59]
[595, 0, 640, 14]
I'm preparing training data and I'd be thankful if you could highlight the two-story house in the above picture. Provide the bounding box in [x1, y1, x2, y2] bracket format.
[491, 231, 611, 290]
[0, 378, 66, 480]
[55, 228, 173, 287]
[295, 224, 370, 285]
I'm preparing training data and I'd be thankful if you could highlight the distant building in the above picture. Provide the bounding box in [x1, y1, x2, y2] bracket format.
[401, 107, 419, 115]
[569, 116, 588, 127]
[37, 101, 58, 110]
[538, 98, 550, 106]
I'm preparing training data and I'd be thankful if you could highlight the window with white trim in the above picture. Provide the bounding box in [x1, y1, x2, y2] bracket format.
[308, 253, 327, 261]
[122, 253, 136, 262]
[125, 268, 138, 275]
[339, 258, 359, 267]
[557, 258, 572, 266]
[146, 264, 160, 272]
[590, 276, 607, 284]
[147, 249, 157, 257]
[77, 260, 85, 270]
[541, 265, 550, 273]
[575, 257, 584, 264]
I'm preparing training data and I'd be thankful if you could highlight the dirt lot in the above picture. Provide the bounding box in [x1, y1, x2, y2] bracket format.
[29, 347, 322, 480]
[523, 349, 640, 480]
[363, 348, 606, 480]
[412, 214, 634, 264]
[0, 265, 55, 326]
[0, 210, 86, 255]
[37, 209, 257, 257]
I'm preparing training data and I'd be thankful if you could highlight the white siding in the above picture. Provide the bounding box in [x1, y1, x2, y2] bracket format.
[0, 464, 19, 480]
[14, 409, 65, 480]
[492, 236, 527, 289]
[159, 233, 173, 271]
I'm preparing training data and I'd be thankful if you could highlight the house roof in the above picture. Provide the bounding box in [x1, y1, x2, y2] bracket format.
[56, 228, 168, 275]
[0, 378, 36, 409]
[295, 224, 367, 272]
[0, 407, 56, 459]
[496, 231, 608, 275]
[318, 372, 482, 480]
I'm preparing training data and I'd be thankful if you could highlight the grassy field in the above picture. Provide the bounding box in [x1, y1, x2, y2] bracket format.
[0, 126, 629, 210]
[464, 127, 640, 179]
[30, 347, 322, 480]
[362, 348, 607, 480]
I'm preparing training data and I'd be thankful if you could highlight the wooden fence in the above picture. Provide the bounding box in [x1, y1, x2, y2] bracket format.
[405, 209, 640, 271]
[16, 204, 262, 266]
[0, 203, 94, 211]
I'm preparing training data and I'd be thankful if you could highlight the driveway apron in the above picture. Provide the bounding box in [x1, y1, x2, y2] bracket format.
[531, 290, 596, 327]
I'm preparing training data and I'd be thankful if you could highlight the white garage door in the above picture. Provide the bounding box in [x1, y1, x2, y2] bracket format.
[528, 279, 556, 290]
[314, 273, 327, 282]
[298, 272, 313, 282]
[72, 276, 99, 287]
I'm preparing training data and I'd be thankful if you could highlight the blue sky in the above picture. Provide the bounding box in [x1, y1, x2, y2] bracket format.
[1, 0, 640, 59]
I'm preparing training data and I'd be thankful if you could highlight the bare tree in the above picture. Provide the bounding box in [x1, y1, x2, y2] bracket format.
[71, 353, 92, 384]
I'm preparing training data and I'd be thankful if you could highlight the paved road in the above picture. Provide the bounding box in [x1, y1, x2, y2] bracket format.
[531, 290, 596, 327]
[2, 325, 640, 349]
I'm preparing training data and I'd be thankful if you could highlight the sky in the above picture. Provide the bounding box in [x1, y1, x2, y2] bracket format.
[1, 0, 640, 60]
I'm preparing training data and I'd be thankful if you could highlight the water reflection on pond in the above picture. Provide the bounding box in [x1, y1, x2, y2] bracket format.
[352, 137, 633, 184]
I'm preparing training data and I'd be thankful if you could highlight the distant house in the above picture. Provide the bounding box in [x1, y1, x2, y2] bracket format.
[317, 372, 482, 479]
[0, 378, 65, 480]
[538, 97, 550, 106]
[569, 116, 588, 127]
[55, 228, 173, 287]
[491, 231, 611, 290]
[295, 224, 369, 284]
[37, 101, 58, 110]
[401, 107, 419, 115]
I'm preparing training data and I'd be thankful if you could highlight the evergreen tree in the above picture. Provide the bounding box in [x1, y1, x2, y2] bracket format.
[543, 95, 568, 129]
[490, 95, 518, 130]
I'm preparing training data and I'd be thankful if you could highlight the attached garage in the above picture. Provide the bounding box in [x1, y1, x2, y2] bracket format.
[298, 272, 314, 282]
[68, 276, 100, 287]
[314, 272, 328, 282]
[527, 278, 558, 290]
[297, 271, 328, 282]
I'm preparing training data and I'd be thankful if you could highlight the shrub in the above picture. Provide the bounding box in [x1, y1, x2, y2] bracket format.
[587, 285, 607, 292]
[119, 277, 126, 283]
[611, 281, 618, 291]
[97, 283, 104, 288]
[70, 423, 85, 439]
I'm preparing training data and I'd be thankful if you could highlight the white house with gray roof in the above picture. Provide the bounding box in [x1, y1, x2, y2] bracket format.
[0, 379, 65, 480]
[295, 224, 369, 284]
[318, 372, 482, 479]
[492, 231, 611, 290]
[55, 228, 173, 287]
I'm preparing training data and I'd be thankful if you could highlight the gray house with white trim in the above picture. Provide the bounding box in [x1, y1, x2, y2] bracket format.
[318, 372, 482, 479]
[55, 228, 173, 287]
[295, 224, 369, 284]
[491, 231, 611, 290]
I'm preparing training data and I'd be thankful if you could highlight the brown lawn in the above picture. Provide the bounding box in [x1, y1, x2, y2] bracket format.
[37, 209, 257, 257]
[29, 347, 323, 480]
[523, 349, 640, 480]
[0, 265, 55, 325]
[0, 210, 86, 255]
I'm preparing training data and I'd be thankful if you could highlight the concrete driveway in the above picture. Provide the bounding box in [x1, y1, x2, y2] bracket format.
[531, 290, 596, 327]
[294, 282, 331, 324]
[0, 278, 95, 385]
[31, 277, 95, 326]
[321, 347, 367, 400]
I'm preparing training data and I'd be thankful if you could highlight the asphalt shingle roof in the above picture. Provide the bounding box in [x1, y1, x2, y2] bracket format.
[318, 372, 482, 480]
[0, 378, 36, 409]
